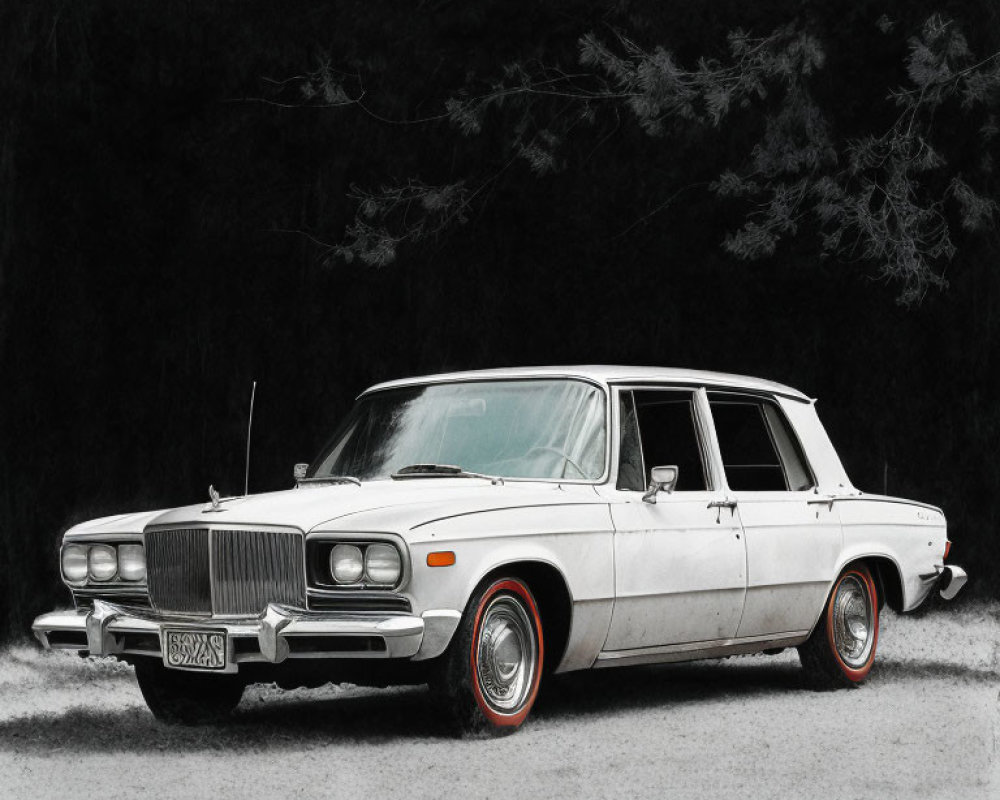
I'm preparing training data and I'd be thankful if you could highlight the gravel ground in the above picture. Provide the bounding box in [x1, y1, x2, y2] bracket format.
[1, 603, 996, 799]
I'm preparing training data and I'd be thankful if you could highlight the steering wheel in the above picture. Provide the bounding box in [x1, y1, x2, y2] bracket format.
[524, 446, 587, 479]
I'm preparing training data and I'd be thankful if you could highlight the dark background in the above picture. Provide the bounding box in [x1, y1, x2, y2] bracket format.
[1, 0, 997, 643]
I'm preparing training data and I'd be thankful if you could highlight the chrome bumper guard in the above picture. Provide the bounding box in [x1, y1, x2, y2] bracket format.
[32, 600, 433, 674]
[936, 565, 968, 601]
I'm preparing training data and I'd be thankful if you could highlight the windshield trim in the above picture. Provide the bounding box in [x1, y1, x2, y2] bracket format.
[344, 376, 612, 485]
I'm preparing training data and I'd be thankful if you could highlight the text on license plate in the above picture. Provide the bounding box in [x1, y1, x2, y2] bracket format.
[164, 629, 227, 670]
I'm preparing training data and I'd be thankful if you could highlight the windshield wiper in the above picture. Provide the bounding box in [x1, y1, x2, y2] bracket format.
[391, 464, 503, 485]
[296, 475, 362, 487]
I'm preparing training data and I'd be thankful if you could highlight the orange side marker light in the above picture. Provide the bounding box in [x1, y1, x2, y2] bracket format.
[427, 551, 456, 567]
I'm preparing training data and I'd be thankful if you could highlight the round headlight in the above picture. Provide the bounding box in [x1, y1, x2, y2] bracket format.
[118, 544, 146, 582]
[365, 543, 401, 585]
[330, 544, 364, 584]
[88, 544, 117, 581]
[62, 544, 89, 583]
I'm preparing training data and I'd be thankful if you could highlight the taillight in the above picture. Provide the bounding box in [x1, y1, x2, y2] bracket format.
[944, 540, 952, 560]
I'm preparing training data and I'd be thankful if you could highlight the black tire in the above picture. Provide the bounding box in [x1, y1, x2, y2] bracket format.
[430, 577, 544, 737]
[134, 660, 246, 724]
[798, 563, 880, 689]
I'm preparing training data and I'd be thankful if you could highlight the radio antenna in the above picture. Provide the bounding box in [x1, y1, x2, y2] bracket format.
[244, 380, 257, 496]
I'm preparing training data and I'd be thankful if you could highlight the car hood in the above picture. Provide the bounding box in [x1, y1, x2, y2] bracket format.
[64, 479, 606, 540]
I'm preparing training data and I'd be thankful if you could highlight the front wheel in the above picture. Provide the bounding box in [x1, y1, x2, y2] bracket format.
[431, 577, 543, 737]
[798, 563, 880, 688]
[134, 660, 245, 724]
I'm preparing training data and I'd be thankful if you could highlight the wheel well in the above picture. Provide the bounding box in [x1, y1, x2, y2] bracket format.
[480, 561, 572, 675]
[859, 556, 904, 612]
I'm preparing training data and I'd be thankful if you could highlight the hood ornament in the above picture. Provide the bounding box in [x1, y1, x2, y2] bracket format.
[203, 484, 227, 513]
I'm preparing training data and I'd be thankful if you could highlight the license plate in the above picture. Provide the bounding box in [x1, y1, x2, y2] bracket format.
[163, 629, 227, 671]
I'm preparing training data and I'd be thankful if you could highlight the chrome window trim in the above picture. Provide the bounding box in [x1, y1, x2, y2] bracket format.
[612, 389, 645, 492]
[692, 387, 724, 492]
[365, 367, 811, 403]
[705, 389, 818, 492]
[609, 385, 725, 493]
[606, 378, 810, 404]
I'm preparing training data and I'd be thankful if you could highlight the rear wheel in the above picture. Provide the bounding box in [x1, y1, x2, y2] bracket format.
[799, 563, 879, 688]
[431, 577, 543, 737]
[134, 660, 245, 724]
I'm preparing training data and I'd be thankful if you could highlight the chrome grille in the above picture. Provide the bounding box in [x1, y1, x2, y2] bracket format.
[146, 528, 305, 616]
[146, 528, 211, 614]
[212, 529, 306, 615]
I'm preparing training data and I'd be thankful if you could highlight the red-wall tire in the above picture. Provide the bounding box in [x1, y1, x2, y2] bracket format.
[799, 563, 879, 688]
[431, 577, 544, 736]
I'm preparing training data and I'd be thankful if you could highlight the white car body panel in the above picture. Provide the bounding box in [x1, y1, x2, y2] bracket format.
[395, 500, 616, 671]
[776, 396, 855, 490]
[732, 492, 842, 638]
[835, 496, 947, 612]
[602, 492, 746, 650]
[33, 366, 963, 680]
[365, 365, 811, 402]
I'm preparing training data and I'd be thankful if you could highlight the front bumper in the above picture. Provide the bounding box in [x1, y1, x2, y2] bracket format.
[32, 601, 460, 675]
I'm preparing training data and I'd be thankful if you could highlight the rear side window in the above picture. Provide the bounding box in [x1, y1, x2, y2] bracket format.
[617, 390, 709, 492]
[708, 394, 813, 491]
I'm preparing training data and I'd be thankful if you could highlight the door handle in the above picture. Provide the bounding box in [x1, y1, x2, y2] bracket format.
[707, 498, 737, 524]
[807, 497, 837, 511]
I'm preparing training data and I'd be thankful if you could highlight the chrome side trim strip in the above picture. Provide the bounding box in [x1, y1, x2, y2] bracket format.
[594, 631, 809, 668]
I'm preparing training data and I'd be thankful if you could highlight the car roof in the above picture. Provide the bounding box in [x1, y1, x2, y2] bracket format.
[362, 365, 812, 402]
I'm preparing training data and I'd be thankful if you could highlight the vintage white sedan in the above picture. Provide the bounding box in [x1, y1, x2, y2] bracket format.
[33, 367, 967, 734]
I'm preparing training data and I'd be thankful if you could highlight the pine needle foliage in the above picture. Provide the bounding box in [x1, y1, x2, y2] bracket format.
[302, 13, 1000, 306]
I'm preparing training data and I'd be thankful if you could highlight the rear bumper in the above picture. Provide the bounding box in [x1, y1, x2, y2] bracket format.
[936, 564, 968, 601]
[31, 600, 457, 675]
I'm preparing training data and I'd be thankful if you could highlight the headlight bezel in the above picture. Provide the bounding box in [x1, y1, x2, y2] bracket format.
[87, 544, 118, 582]
[364, 543, 402, 585]
[308, 533, 409, 591]
[117, 543, 147, 582]
[60, 539, 147, 588]
[61, 544, 90, 585]
[330, 543, 365, 584]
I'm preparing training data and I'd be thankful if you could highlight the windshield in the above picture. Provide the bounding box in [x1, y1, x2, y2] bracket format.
[310, 379, 607, 481]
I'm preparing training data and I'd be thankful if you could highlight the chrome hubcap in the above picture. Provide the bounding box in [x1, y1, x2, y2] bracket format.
[832, 575, 874, 668]
[476, 595, 537, 713]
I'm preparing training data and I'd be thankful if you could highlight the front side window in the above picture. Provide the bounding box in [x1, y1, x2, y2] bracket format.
[311, 379, 607, 481]
[617, 390, 709, 491]
[617, 392, 644, 491]
[708, 393, 813, 491]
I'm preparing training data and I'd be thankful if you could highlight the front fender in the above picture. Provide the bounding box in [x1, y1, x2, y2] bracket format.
[403, 503, 616, 670]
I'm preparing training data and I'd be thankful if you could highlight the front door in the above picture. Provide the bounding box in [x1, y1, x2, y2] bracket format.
[601, 388, 746, 652]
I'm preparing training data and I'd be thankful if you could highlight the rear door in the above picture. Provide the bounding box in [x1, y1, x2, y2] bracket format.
[707, 392, 842, 638]
[600, 387, 746, 652]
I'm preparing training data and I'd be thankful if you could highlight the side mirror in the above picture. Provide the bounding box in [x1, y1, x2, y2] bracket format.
[293, 463, 309, 482]
[642, 465, 678, 504]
